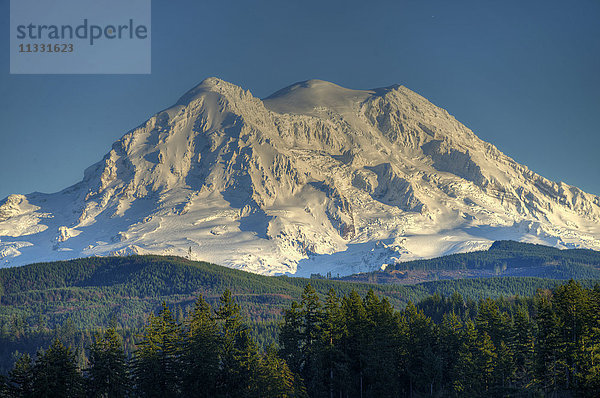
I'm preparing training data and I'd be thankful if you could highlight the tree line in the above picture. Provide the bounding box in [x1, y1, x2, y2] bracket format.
[1, 290, 305, 397]
[2, 280, 600, 397]
[386, 240, 600, 279]
[279, 279, 600, 397]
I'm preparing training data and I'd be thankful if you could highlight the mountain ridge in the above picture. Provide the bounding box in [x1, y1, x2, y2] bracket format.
[1, 251, 595, 332]
[337, 240, 600, 284]
[1, 77, 599, 275]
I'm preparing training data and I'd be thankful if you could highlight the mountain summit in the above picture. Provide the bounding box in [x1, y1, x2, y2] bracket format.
[1, 78, 599, 275]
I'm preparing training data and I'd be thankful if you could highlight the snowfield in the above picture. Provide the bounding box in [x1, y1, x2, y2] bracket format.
[1, 78, 599, 276]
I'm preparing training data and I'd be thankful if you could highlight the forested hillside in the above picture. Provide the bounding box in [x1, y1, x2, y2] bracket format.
[341, 240, 600, 284]
[1, 251, 599, 379]
[2, 280, 599, 397]
[1, 254, 592, 334]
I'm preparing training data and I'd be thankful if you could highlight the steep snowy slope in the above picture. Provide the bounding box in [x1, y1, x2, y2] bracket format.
[1, 78, 599, 276]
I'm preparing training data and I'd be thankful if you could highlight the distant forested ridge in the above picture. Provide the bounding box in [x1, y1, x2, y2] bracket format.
[0, 254, 593, 335]
[340, 240, 600, 284]
[1, 280, 599, 397]
[390, 240, 600, 273]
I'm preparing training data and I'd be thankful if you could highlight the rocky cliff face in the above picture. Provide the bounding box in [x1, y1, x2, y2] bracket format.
[1, 78, 599, 275]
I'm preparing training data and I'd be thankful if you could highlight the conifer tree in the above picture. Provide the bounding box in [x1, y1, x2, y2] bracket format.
[180, 294, 220, 397]
[453, 320, 480, 395]
[362, 289, 399, 397]
[31, 338, 84, 397]
[279, 301, 305, 376]
[341, 290, 368, 397]
[575, 283, 600, 396]
[215, 289, 262, 397]
[475, 331, 498, 393]
[400, 301, 439, 397]
[298, 284, 323, 396]
[0, 376, 8, 398]
[494, 339, 514, 393]
[576, 319, 600, 396]
[535, 294, 565, 394]
[258, 346, 307, 398]
[475, 298, 507, 346]
[132, 302, 182, 397]
[512, 305, 534, 390]
[438, 312, 463, 394]
[321, 288, 346, 398]
[8, 353, 33, 398]
[87, 328, 130, 397]
[554, 279, 589, 389]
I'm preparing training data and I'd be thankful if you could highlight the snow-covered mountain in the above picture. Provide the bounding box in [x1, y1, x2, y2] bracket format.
[2, 78, 599, 276]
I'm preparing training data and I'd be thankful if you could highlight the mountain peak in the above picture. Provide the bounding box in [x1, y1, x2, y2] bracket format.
[263, 79, 373, 116]
[176, 77, 248, 106]
[1, 77, 599, 275]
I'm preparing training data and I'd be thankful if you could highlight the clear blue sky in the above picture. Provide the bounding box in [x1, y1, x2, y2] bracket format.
[1, 0, 599, 200]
